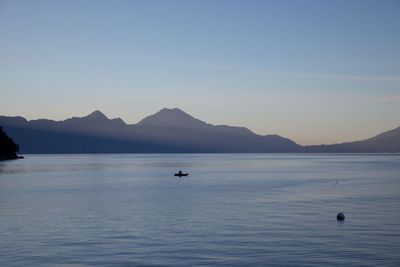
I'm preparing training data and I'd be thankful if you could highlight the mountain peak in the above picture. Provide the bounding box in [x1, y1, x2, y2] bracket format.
[84, 110, 109, 120]
[137, 108, 209, 128]
[159, 107, 188, 116]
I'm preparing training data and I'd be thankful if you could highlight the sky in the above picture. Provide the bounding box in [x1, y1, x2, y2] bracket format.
[0, 0, 399, 145]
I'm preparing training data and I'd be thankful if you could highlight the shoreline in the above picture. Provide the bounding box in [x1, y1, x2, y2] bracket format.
[0, 155, 24, 161]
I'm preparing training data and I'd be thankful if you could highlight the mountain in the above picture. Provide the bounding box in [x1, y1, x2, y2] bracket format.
[138, 108, 210, 128]
[305, 126, 400, 153]
[1, 108, 399, 153]
[0, 108, 302, 153]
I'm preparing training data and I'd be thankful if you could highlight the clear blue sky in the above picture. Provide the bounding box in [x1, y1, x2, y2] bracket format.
[1, 0, 399, 145]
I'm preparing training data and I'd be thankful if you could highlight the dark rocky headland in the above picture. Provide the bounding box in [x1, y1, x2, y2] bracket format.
[0, 126, 23, 160]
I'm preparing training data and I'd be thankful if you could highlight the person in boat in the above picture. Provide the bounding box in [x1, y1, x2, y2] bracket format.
[174, 170, 188, 176]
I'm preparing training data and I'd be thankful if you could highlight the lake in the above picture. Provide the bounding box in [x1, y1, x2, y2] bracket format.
[1, 154, 400, 266]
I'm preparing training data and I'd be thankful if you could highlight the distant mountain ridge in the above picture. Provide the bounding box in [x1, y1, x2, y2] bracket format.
[305, 126, 400, 153]
[0, 108, 399, 153]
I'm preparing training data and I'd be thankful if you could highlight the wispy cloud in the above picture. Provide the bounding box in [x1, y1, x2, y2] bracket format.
[372, 95, 400, 102]
[327, 94, 400, 103]
[198, 62, 400, 83]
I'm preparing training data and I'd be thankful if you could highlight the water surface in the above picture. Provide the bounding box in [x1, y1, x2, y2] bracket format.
[1, 154, 400, 266]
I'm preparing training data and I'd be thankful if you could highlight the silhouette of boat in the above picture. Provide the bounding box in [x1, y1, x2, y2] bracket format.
[174, 171, 188, 177]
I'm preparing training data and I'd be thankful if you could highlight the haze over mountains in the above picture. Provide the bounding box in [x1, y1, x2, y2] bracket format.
[0, 108, 399, 153]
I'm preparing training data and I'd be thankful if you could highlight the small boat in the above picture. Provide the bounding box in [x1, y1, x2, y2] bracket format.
[174, 171, 188, 177]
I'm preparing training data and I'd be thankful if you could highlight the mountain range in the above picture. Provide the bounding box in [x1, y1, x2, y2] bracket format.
[0, 108, 399, 153]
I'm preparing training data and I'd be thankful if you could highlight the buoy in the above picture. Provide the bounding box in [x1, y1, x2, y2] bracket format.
[337, 212, 345, 221]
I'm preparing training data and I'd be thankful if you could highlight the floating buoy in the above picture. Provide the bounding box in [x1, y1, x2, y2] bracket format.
[337, 212, 345, 221]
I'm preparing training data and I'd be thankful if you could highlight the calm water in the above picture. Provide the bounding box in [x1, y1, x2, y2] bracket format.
[1, 154, 400, 266]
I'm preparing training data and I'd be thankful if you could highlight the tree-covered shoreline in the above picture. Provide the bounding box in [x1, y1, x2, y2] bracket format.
[0, 126, 23, 160]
